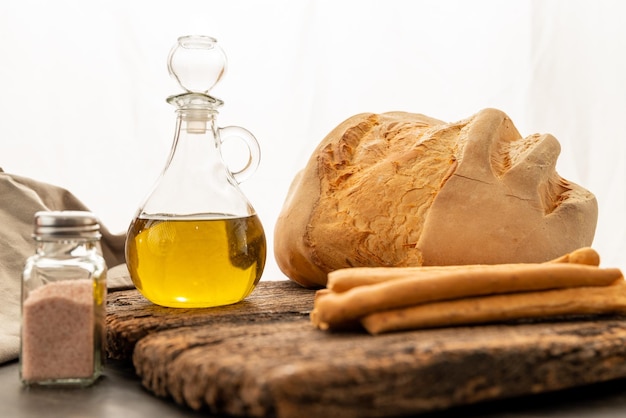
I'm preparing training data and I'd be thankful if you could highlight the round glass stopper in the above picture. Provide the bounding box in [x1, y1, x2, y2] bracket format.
[167, 35, 227, 94]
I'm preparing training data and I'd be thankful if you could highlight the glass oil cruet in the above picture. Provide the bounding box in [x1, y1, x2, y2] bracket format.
[125, 35, 266, 308]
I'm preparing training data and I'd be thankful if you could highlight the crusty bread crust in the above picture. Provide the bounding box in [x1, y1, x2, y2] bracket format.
[274, 109, 598, 287]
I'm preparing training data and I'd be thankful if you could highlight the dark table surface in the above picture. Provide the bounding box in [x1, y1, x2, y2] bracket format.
[3, 358, 626, 418]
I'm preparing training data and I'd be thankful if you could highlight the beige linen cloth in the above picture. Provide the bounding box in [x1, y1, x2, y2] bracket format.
[0, 169, 131, 364]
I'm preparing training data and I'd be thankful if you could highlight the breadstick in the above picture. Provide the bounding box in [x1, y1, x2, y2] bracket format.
[312, 264, 622, 330]
[328, 264, 503, 293]
[547, 246, 600, 266]
[314, 288, 332, 300]
[362, 279, 626, 335]
[328, 247, 601, 293]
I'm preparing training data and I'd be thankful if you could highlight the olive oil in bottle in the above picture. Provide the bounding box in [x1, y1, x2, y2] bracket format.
[126, 215, 266, 308]
[125, 35, 267, 308]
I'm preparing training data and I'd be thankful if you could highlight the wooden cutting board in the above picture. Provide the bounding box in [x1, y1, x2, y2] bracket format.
[106, 280, 626, 418]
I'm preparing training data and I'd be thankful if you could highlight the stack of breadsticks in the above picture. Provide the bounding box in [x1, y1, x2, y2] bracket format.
[310, 248, 626, 334]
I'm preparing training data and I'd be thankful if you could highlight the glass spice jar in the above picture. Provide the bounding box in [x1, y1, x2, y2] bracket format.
[20, 211, 107, 386]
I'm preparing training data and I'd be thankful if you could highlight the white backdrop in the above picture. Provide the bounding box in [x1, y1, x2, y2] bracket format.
[0, 0, 624, 278]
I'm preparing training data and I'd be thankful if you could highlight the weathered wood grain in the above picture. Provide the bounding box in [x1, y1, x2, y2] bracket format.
[106, 280, 313, 360]
[106, 280, 626, 418]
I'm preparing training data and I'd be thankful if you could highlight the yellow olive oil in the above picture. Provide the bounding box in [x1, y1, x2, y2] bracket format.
[126, 215, 266, 308]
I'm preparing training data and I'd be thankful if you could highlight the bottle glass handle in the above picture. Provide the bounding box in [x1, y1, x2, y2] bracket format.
[218, 126, 260, 183]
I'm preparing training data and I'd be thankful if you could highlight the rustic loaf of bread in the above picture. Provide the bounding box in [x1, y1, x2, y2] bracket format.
[274, 109, 598, 287]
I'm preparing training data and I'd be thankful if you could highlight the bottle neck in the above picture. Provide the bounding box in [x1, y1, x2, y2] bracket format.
[158, 106, 227, 190]
[169, 108, 222, 163]
[138, 93, 254, 217]
[177, 108, 218, 135]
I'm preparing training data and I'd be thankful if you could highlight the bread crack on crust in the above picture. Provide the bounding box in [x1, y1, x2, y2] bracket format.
[450, 174, 495, 186]
[539, 175, 571, 215]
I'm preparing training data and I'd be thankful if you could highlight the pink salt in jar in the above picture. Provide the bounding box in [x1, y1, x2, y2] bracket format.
[20, 211, 107, 386]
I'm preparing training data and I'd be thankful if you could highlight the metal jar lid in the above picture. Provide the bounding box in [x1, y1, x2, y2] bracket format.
[33, 211, 101, 239]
